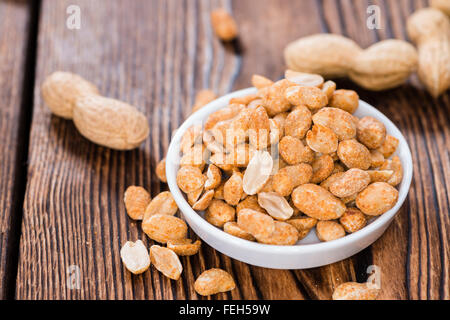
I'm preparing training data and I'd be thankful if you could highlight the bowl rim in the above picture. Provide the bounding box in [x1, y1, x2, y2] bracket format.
[166, 87, 413, 255]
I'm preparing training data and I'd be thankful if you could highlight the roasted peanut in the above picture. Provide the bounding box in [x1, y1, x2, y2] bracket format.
[237, 209, 275, 239]
[279, 136, 314, 165]
[156, 158, 167, 183]
[292, 184, 346, 220]
[356, 182, 399, 216]
[380, 156, 403, 186]
[177, 166, 206, 193]
[224, 171, 244, 206]
[194, 269, 236, 296]
[150, 245, 183, 280]
[287, 216, 318, 232]
[339, 208, 367, 233]
[329, 90, 359, 114]
[284, 105, 312, 140]
[204, 164, 222, 190]
[167, 239, 202, 256]
[258, 192, 294, 221]
[223, 221, 256, 241]
[357, 116, 386, 149]
[285, 70, 324, 87]
[337, 139, 371, 170]
[376, 135, 399, 158]
[272, 164, 313, 196]
[312, 107, 356, 141]
[252, 74, 274, 89]
[124, 186, 151, 220]
[242, 150, 273, 195]
[256, 221, 299, 245]
[248, 106, 271, 150]
[306, 124, 338, 154]
[316, 220, 346, 242]
[210, 9, 238, 41]
[205, 199, 236, 227]
[370, 149, 385, 168]
[329, 168, 370, 198]
[285, 86, 328, 110]
[192, 190, 215, 211]
[187, 187, 204, 206]
[311, 154, 334, 183]
[142, 214, 187, 243]
[259, 79, 294, 116]
[322, 80, 337, 100]
[120, 240, 151, 274]
[144, 191, 178, 218]
[332, 282, 380, 300]
[236, 195, 266, 214]
[367, 170, 394, 183]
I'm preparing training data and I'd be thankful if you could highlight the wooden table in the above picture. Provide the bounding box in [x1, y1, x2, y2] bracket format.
[0, 0, 448, 300]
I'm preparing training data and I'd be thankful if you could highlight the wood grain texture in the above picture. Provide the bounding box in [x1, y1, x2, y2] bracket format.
[0, 0, 32, 299]
[14, 0, 449, 300]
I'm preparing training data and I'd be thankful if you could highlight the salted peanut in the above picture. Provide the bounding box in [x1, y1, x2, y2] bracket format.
[229, 94, 258, 105]
[273, 112, 288, 133]
[224, 171, 244, 206]
[259, 176, 275, 193]
[210, 9, 238, 41]
[177, 166, 206, 194]
[181, 125, 203, 154]
[150, 245, 183, 280]
[367, 170, 394, 183]
[188, 187, 204, 206]
[227, 108, 252, 146]
[273, 164, 313, 196]
[142, 214, 187, 243]
[329, 89, 359, 114]
[297, 229, 312, 240]
[167, 239, 201, 256]
[204, 165, 221, 190]
[248, 106, 271, 150]
[242, 150, 273, 195]
[332, 282, 380, 300]
[251, 74, 274, 89]
[144, 191, 178, 218]
[285, 70, 324, 87]
[329, 168, 370, 198]
[124, 186, 151, 220]
[237, 208, 275, 239]
[269, 119, 282, 145]
[236, 195, 266, 214]
[210, 119, 233, 146]
[339, 208, 367, 233]
[341, 193, 357, 205]
[322, 80, 336, 100]
[284, 105, 312, 139]
[259, 79, 295, 116]
[156, 158, 167, 183]
[370, 149, 385, 168]
[357, 116, 386, 149]
[312, 107, 356, 141]
[356, 182, 399, 216]
[205, 104, 244, 131]
[311, 154, 334, 183]
[292, 184, 346, 220]
[337, 139, 371, 170]
[214, 182, 225, 200]
[194, 268, 236, 296]
[203, 130, 225, 154]
[120, 240, 151, 274]
[223, 222, 256, 241]
[279, 136, 314, 165]
[285, 85, 328, 110]
[258, 192, 294, 221]
[192, 190, 215, 210]
[320, 172, 345, 191]
[380, 156, 403, 186]
[205, 199, 236, 227]
[257, 221, 299, 245]
[316, 221, 346, 242]
[306, 124, 338, 154]
[376, 135, 399, 158]
[287, 216, 318, 232]
[192, 90, 217, 113]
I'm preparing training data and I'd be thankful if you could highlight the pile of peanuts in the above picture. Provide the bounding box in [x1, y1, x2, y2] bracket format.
[175, 70, 403, 245]
[119, 186, 236, 296]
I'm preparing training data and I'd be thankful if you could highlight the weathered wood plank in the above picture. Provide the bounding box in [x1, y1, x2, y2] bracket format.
[0, 0, 33, 299]
[16, 0, 449, 300]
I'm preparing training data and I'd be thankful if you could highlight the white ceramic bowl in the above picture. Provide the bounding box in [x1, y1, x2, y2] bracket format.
[166, 88, 412, 269]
